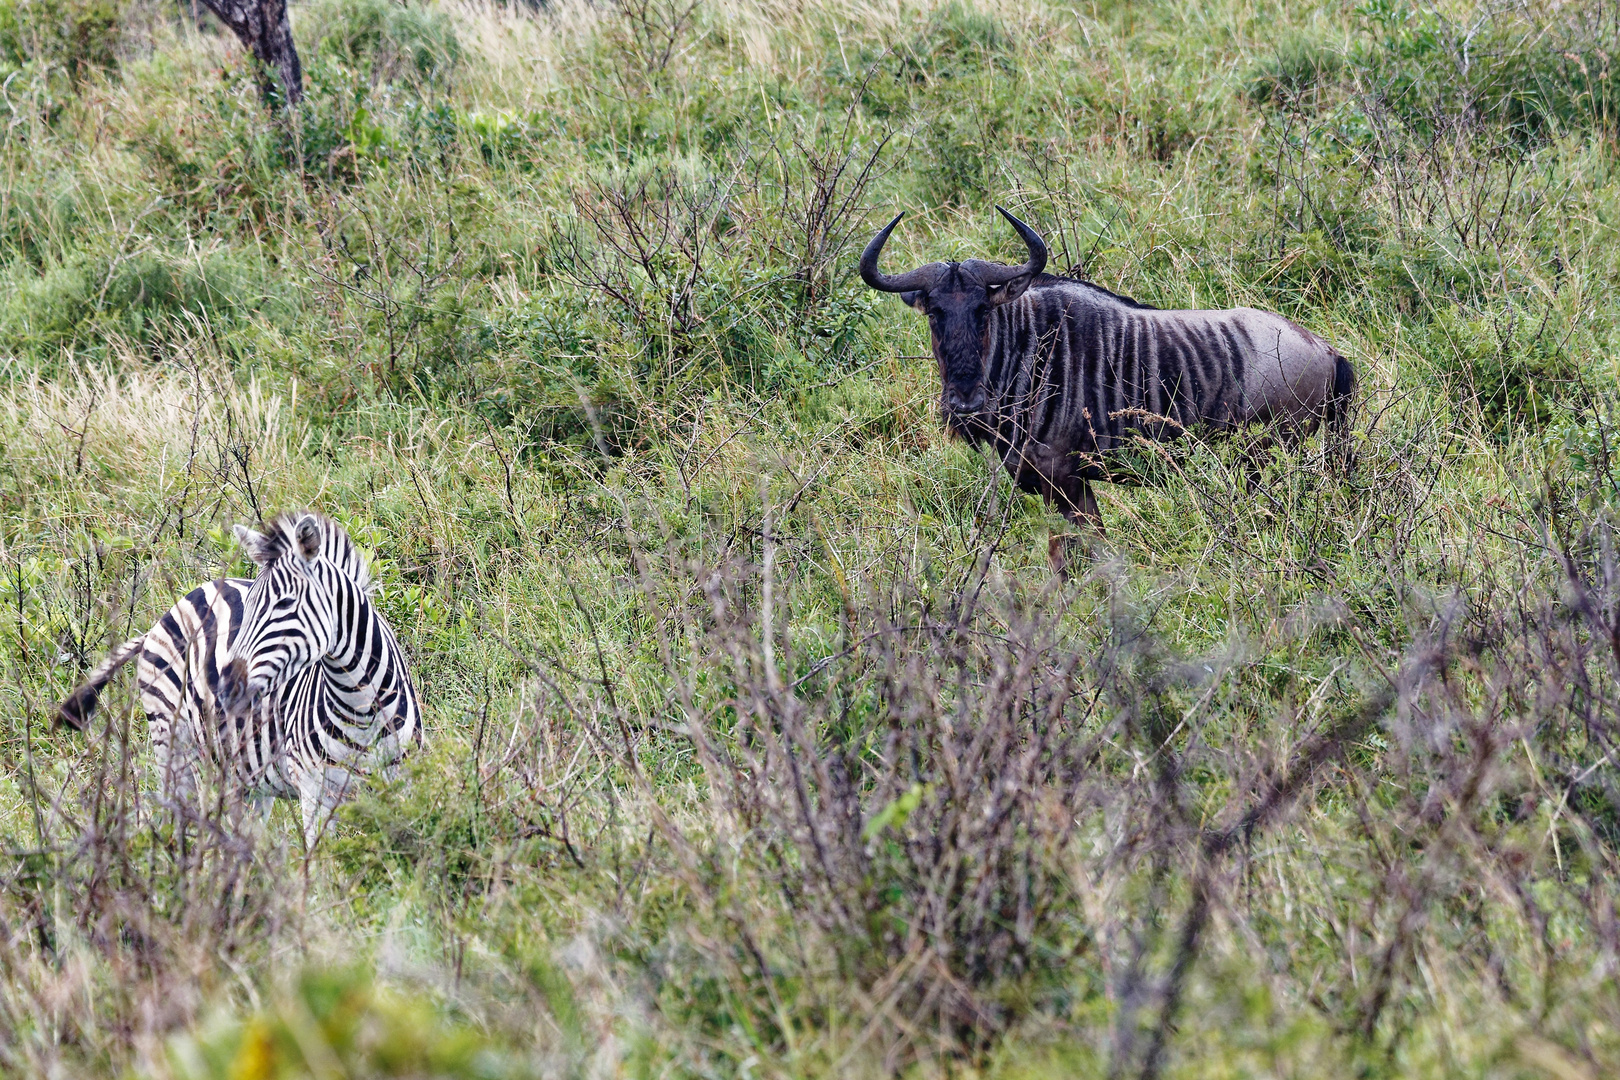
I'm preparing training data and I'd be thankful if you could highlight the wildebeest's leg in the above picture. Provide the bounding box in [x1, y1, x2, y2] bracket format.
[1276, 418, 1311, 452]
[1062, 477, 1103, 530]
[1047, 475, 1103, 576]
[1324, 353, 1357, 474]
[1242, 434, 1275, 493]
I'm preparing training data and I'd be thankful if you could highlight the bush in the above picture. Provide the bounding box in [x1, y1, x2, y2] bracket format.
[127, 68, 291, 231]
[1246, 35, 1345, 108]
[168, 967, 524, 1079]
[0, 246, 279, 358]
[885, 2, 1023, 204]
[0, 0, 120, 81]
[1351, 0, 1620, 138]
[1419, 305, 1584, 431]
[309, 0, 461, 88]
[484, 470, 1620, 1072]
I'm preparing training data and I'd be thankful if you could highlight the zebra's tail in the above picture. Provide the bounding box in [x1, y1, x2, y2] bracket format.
[1324, 352, 1356, 474]
[57, 636, 145, 731]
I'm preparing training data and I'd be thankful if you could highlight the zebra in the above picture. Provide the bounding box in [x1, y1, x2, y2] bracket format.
[860, 208, 1354, 558]
[57, 511, 423, 845]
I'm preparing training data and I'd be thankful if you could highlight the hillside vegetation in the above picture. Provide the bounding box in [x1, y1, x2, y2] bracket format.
[4, 0, 1620, 1075]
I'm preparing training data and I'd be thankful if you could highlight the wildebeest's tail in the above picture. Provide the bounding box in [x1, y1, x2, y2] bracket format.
[57, 636, 144, 731]
[1323, 352, 1356, 473]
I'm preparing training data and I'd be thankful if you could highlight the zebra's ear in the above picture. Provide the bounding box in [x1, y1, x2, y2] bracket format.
[293, 515, 322, 565]
[234, 525, 278, 566]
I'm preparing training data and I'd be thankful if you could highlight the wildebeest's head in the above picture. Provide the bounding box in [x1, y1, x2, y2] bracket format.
[860, 207, 1047, 423]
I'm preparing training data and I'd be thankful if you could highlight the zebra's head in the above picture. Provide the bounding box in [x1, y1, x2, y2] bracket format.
[861, 207, 1048, 420]
[218, 512, 341, 718]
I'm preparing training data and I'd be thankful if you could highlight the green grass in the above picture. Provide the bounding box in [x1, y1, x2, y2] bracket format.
[4, 0, 1620, 1075]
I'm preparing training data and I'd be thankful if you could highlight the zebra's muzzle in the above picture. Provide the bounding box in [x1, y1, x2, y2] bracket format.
[218, 658, 257, 715]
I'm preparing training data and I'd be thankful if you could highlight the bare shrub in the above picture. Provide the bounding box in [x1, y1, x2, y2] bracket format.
[557, 103, 890, 406]
[0, 689, 297, 1072]
[311, 183, 474, 395]
[765, 89, 893, 300]
[560, 154, 754, 383]
[607, 0, 702, 82]
[458, 417, 1620, 1075]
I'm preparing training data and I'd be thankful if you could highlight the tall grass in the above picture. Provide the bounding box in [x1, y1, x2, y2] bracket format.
[4, 0, 1620, 1075]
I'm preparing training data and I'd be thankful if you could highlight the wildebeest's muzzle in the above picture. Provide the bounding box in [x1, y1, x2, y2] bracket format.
[943, 386, 987, 415]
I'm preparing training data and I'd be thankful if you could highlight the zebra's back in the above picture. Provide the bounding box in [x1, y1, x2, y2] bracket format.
[136, 577, 296, 800]
[135, 573, 420, 802]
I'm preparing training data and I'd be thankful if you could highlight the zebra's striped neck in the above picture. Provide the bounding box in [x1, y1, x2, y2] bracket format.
[317, 559, 416, 732]
[278, 559, 418, 752]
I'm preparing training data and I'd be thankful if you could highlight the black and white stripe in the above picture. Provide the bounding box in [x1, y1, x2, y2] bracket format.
[58, 511, 423, 843]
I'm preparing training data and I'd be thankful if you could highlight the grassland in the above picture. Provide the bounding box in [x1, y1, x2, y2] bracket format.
[3, 0, 1620, 1075]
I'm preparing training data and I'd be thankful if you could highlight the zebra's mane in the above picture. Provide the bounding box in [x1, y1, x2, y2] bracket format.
[260, 511, 375, 594]
[1031, 273, 1158, 311]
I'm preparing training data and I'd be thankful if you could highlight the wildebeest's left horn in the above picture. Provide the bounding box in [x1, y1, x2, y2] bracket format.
[860, 213, 945, 293]
[980, 206, 1048, 285]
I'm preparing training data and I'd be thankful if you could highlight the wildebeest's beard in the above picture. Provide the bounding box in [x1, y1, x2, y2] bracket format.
[942, 401, 997, 443]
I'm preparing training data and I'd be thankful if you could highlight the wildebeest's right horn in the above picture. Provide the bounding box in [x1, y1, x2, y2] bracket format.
[860, 213, 945, 293]
[980, 206, 1048, 285]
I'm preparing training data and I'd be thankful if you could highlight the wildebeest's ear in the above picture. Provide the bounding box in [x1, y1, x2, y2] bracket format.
[234, 525, 278, 566]
[901, 290, 926, 310]
[987, 274, 1034, 307]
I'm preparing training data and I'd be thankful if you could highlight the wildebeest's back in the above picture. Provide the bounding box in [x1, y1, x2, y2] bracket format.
[979, 280, 1341, 480]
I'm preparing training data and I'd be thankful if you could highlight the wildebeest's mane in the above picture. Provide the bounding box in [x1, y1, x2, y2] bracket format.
[1029, 272, 1158, 310]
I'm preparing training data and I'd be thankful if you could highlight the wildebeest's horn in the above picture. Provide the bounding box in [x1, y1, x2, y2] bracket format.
[980, 206, 1048, 285]
[860, 213, 944, 293]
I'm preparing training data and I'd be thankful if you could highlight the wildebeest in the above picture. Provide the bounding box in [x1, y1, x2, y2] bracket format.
[860, 208, 1353, 554]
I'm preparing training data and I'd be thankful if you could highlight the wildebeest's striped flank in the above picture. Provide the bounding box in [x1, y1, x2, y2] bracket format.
[861, 208, 1354, 543]
[57, 511, 423, 845]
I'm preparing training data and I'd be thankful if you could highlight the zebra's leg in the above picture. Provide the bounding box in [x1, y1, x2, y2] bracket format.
[293, 768, 332, 851]
[294, 764, 361, 850]
[155, 721, 204, 827]
[251, 795, 276, 829]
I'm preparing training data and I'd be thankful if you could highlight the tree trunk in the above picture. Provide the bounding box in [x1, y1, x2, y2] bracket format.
[197, 0, 304, 107]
